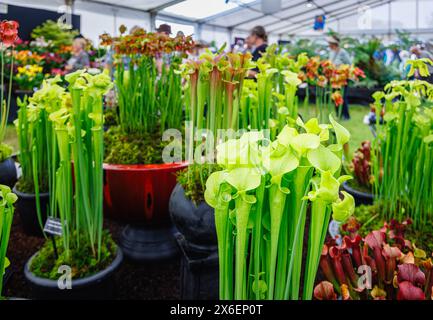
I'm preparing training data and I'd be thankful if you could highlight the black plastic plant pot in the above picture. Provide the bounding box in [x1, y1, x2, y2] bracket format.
[3, 268, 12, 290]
[119, 224, 179, 262]
[169, 183, 217, 248]
[342, 181, 374, 206]
[0, 158, 17, 187]
[24, 248, 123, 300]
[176, 233, 219, 300]
[13, 185, 49, 237]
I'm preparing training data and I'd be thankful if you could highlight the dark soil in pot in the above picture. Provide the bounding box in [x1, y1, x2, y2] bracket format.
[4, 213, 180, 299]
[24, 248, 123, 300]
[342, 181, 374, 206]
[0, 158, 17, 187]
[12, 185, 49, 237]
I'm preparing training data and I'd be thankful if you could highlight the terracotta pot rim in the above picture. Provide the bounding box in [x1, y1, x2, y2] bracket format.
[103, 161, 188, 171]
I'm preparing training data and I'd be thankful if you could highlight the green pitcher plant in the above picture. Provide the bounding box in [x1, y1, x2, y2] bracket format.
[0, 185, 17, 299]
[371, 59, 433, 230]
[35, 69, 113, 261]
[14, 77, 65, 233]
[205, 115, 354, 300]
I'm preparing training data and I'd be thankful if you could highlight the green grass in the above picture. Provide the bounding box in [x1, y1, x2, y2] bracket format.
[3, 104, 372, 160]
[298, 103, 373, 160]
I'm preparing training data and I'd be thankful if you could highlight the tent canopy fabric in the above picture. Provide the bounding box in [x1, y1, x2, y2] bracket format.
[82, 0, 397, 36]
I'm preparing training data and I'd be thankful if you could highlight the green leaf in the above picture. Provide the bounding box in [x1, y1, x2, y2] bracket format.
[332, 191, 355, 223]
[204, 171, 229, 208]
[276, 125, 298, 146]
[329, 114, 350, 146]
[307, 145, 341, 174]
[225, 167, 261, 193]
[290, 133, 321, 156]
[307, 171, 340, 203]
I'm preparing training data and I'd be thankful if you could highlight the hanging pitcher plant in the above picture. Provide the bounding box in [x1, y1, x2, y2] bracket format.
[204, 114, 354, 300]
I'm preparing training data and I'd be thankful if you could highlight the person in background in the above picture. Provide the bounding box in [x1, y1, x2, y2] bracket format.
[399, 50, 410, 79]
[327, 35, 352, 120]
[410, 45, 433, 83]
[157, 23, 172, 36]
[156, 23, 173, 73]
[247, 26, 268, 78]
[65, 37, 90, 72]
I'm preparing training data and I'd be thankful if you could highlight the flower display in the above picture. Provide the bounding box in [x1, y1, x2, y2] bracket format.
[100, 26, 195, 57]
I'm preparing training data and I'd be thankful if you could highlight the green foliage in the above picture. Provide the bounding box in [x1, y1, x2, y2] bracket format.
[205, 116, 354, 300]
[0, 143, 12, 162]
[345, 37, 400, 87]
[353, 204, 433, 254]
[115, 55, 183, 136]
[15, 177, 49, 194]
[30, 231, 116, 280]
[176, 164, 221, 205]
[285, 39, 325, 58]
[31, 20, 78, 48]
[371, 71, 433, 230]
[103, 107, 118, 127]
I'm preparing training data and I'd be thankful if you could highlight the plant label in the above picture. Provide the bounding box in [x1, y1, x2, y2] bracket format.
[43, 217, 63, 236]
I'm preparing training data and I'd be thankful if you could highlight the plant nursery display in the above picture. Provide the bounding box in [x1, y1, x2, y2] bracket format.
[0, 20, 19, 187]
[99, 27, 194, 261]
[204, 115, 355, 300]
[315, 218, 433, 300]
[0, 185, 17, 299]
[23, 69, 123, 299]
[371, 60, 433, 230]
[3, 1, 433, 305]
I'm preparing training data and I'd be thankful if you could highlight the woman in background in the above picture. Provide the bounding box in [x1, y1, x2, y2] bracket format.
[65, 37, 90, 72]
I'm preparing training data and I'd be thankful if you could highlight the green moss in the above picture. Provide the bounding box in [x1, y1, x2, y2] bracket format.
[0, 143, 13, 163]
[104, 107, 119, 127]
[353, 204, 433, 253]
[104, 126, 171, 165]
[30, 230, 117, 280]
[176, 164, 221, 205]
[15, 177, 49, 194]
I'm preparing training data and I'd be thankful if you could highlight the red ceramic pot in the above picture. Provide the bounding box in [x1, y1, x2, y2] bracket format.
[103, 162, 187, 224]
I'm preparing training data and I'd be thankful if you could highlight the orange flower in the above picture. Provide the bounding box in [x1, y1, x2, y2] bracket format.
[331, 91, 343, 107]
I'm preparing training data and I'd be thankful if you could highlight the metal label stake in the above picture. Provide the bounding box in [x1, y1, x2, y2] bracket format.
[43, 217, 63, 259]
